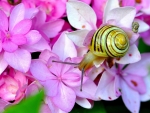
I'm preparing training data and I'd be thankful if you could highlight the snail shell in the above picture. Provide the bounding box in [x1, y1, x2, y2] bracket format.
[89, 25, 129, 58]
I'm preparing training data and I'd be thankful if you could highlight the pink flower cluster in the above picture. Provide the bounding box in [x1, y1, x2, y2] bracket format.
[0, 0, 150, 113]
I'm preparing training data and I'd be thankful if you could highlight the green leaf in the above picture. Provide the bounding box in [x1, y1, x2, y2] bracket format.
[3, 89, 45, 113]
[70, 101, 106, 113]
[138, 38, 150, 53]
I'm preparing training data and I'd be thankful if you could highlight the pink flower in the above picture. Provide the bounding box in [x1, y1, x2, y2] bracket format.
[30, 32, 97, 112]
[95, 53, 150, 113]
[22, 0, 67, 21]
[0, 67, 28, 112]
[66, 0, 141, 68]
[0, 3, 48, 74]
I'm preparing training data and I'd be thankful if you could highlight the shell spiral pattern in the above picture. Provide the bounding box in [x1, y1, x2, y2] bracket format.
[90, 25, 129, 58]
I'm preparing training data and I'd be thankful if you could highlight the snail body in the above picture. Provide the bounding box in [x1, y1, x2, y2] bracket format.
[78, 25, 129, 71]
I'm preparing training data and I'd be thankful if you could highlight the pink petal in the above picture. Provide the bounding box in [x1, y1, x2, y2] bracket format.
[40, 104, 52, 113]
[95, 71, 118, 100]
[67, 1, 97, 30]
[83, 30, 95, 46]
[123, 53, 150, 77]
[121, 79, 140, 113]
[25, 81, 42, 97]
[39, 50, 58, 63]
[41, 19, 64, 38]
[0, 99, 9, 112]
[11, 19, 32, 35]
[49, 1, 66, 19]
[103, 0, 119, 23]
[76, 97, 92, 108]
[77, 46, 88, 57]
[21, 38, 51, 52]
[141, 75, 150, 101]
[62, 72, 81, 87]
[52, 32, 77, 61]
[32, 10, 46, 28]
[25, 30, 41, 45]
[0, 10, 8, 32]
[30, 60, 52, 81]
[25, 8, 39, 19]
[52, 82, 76, 112]
[4, 49, 31, 72]
[0, 53, 8, 74]
[9, 3, 25, 31]
[44, 79, 59, 97]
[115, 44, 141, 64]
[123, 75, 146, 94]
[2, 40, 18, 52]
[135, 19, 150, 33]
[74, 79, 97, 100]
[66, 30, 89, 47]
[88, 66, 104, 80]
[106, 7, 136, 28]
[0, 40, 2, 52]
[11, 35, 26, 45]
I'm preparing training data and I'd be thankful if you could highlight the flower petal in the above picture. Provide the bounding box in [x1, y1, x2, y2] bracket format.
[4, 49, 31, 72]
[25, 8, 39, 19]
[52, 82, 76, 112]
[141, 75, 150, 101]
[106, 7, 136, 28]
[0, 53, 8, 74]
[123, 53, 150, 76]
[25, 30, 41, 45]
[30, 60, 52, 81]
[66, 30, 89, 47]
[40, 19, 64, 38]
[0, 10, 8, 32]
[121, 79, 140, 113]
[9, 3, 25, 31]
[123, 75, 146, 94]
[0, 99, 9, 112]
[74, 79, 98, 100]
[83, 30, 95, 46]
[95, 71, 118, 100]
[76, 97, 92, 109]
[11, 34, 26, 45]
[103, 0, 119, 23]
[2, 40, 18, 52]
[67, 1, 97, 30]
[21, 38, 51, 52]
[39, 50, 57, 63]
[62, 72, 81, 87]
[52, 32, 77, 61]
[44, 79, 59, 97]
[115, 44, 141, 64]
[11, 19, 32, 35]
[135, 19, 150, 33]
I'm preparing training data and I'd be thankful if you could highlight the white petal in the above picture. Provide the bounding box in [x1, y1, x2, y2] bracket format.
[106, 7, 136, 28]
[66, 30, 89, 47]
[67, 1, 97, 30]
[121, 79, 140, 113]
[134, 19, 150, 33]
[52, 32, 77, 61]
[103, 0, 119, 23]
[76, 97, 92, 109]
[115, 44, 141, 64]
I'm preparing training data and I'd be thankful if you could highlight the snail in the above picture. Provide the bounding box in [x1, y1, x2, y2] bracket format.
[53, 22, 139, 91]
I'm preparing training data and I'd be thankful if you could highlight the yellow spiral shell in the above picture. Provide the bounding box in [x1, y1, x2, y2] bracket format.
[89, 25, 129, 58]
